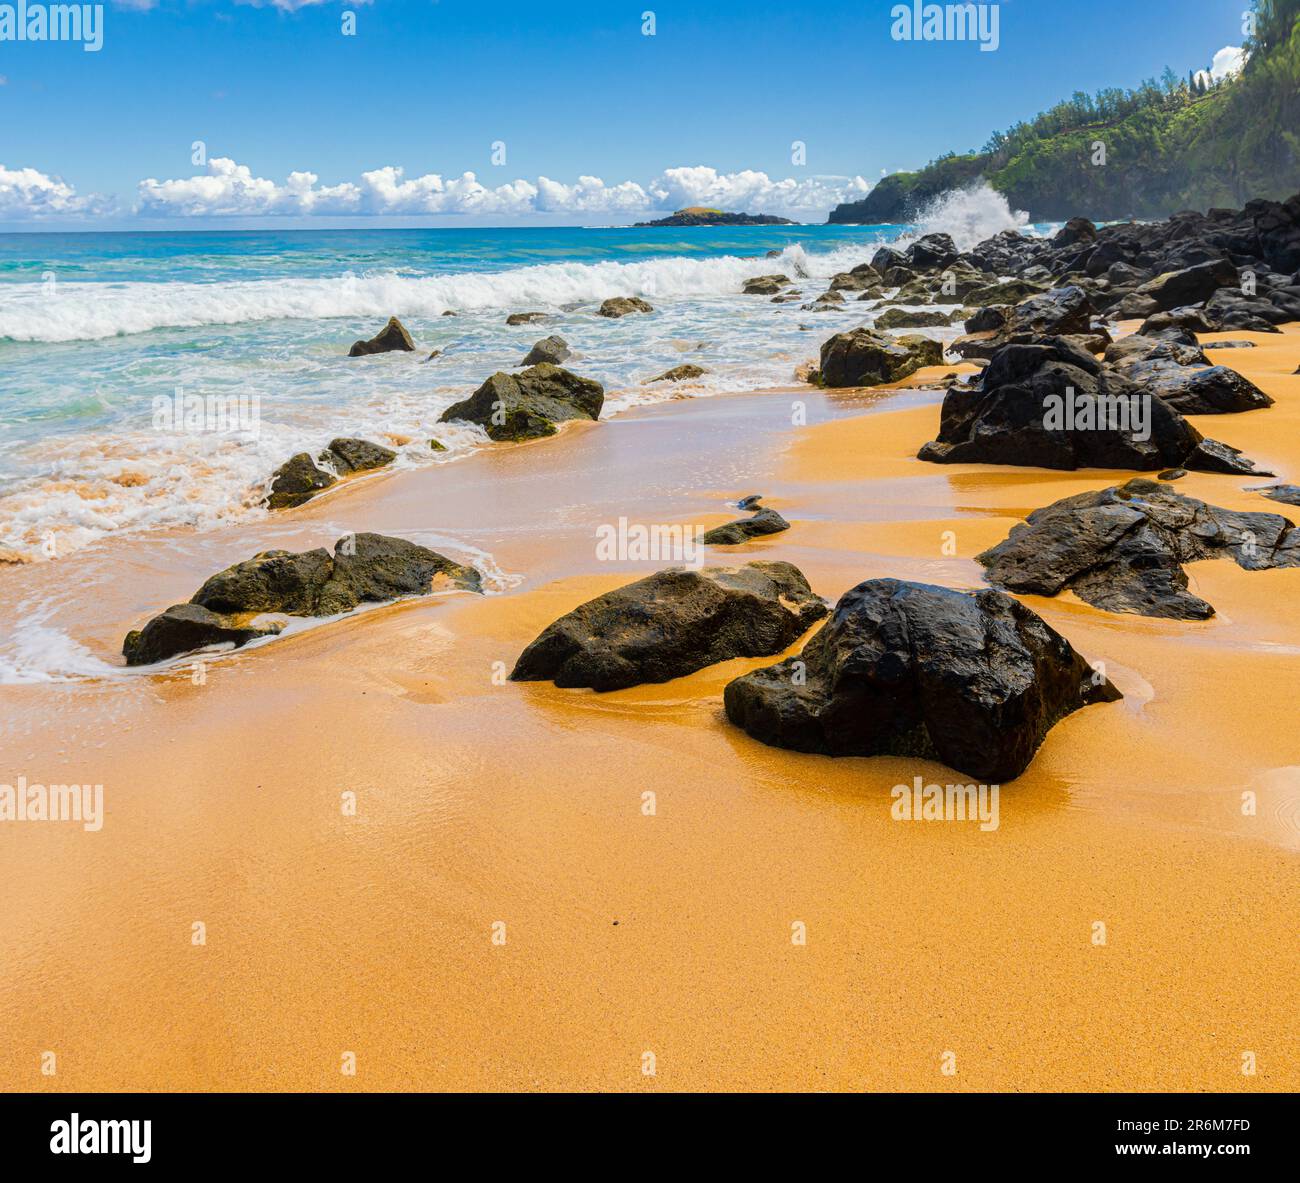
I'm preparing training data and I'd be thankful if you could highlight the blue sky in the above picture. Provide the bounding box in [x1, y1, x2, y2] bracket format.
[0, 0, 1255, 227]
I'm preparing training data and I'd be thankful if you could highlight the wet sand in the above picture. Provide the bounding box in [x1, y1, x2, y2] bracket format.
[1, 332, 1298, 1091]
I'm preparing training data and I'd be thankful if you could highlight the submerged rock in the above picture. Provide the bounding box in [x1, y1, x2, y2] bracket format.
[801, 290, 846, 311]
[521, 335, 572, 366]
[438, 364, 604, 441]
[817, 328, 943, 387]
[510, 561, 827, 691]
[742, 274, 793, 295]
[597, 296, 653, 318]
[645, 363, 707, 384]
[917, 336, 1267, 475]
[124, 534, 480, 665]
[701, 506, 790, 545]
[506, 311, 548, 325]
[348, 317, 415, 357]
[723, 578, 1120, 782]
[977, 478, 1300, 620]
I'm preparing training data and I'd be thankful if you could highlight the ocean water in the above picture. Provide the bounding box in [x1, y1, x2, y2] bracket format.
[0, 191, 1035, 563]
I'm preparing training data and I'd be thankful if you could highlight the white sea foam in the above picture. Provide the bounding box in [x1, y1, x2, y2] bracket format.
[0, 237, 914, 565]
[0, 609, 120, 684]
[0, 244, 867, 344]
[908, 181, 1032, 252]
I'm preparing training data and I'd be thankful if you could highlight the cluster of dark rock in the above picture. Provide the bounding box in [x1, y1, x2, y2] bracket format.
[123, 533, 481, 665]
[269, 303, 671, 507]
[958, 196, 1300, 329]
[916, 335, 1267, 475]
[124, 196, 1300, 792]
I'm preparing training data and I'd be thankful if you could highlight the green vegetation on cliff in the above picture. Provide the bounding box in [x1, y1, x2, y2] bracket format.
[830, 0, 1300, 223]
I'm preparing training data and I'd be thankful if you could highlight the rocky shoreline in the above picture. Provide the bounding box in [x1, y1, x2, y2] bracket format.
[113, 191, 1300, 784]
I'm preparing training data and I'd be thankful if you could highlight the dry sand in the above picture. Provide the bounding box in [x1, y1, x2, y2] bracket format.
[1, 330, 1298, 1091]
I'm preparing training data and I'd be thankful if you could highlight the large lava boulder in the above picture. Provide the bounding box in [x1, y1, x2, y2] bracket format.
[1134, 259, 1237, 311]
[977, 478, 1300, 620]
[1004, 285, 1098, 337]
[510, 561, 827, 691]
[125, 534, 481, 665]
[348, 317, 415, 357]
[917, 336, 1267, 475]
[439, 364, 604, 441]
[723, 578, 1121, 783]
[817, 328, 943, 387]
[1110, 357, 1274, 415]
[906, 232, 959, 270]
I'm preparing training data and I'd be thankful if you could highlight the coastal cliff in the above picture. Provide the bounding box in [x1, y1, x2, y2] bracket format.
[830, 0, 1300, 223]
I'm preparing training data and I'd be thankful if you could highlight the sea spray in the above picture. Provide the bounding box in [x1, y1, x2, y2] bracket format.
[909, 181, 1030, 252]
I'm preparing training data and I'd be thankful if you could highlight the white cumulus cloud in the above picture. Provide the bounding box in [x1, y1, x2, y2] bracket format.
[133, 158, 871, 220]
[1196, 44, 1249, 87]
[0, 164, 111, 218]
[648, 166, 870, 215]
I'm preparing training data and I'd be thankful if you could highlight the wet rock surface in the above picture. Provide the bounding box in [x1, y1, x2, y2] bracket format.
[978, 478, 1300, 619]
[439, 364, 604, 441]
[348, 317, 415, 357]
[701, 506, 790, 545]
[817, 328, 943, 387]
[917, 336, 1268, 474]
[723, 577, 1120, 782]
[124, 534, 481, 665]
[510, 561, 827, 691]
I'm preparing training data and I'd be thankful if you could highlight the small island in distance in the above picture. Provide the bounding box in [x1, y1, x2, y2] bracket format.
[633, 206, 797, 227]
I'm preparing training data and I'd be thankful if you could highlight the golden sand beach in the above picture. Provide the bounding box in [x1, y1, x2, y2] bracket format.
[1, 328, 1298, 1092]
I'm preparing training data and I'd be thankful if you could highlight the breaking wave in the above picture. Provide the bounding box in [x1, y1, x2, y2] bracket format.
[910, 181, 1032, 252]
[0, 243, 865, 344]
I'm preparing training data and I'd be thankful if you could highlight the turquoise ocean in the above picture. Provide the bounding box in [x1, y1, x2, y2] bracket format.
[0, 201, 1037, 563]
